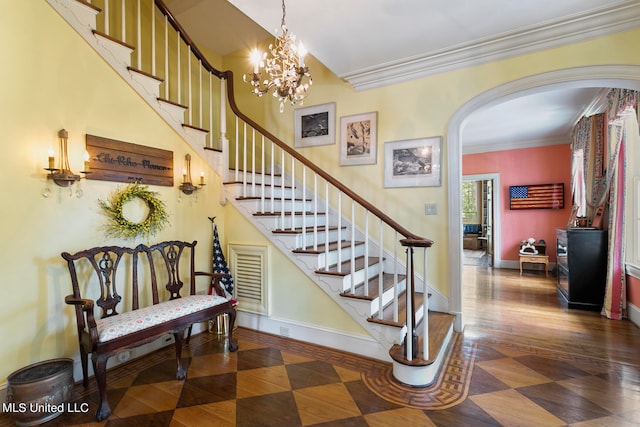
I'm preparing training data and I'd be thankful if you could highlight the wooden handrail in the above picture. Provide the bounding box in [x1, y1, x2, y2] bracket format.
[155, 0, 224, 79]
[153, 0, 432, 247]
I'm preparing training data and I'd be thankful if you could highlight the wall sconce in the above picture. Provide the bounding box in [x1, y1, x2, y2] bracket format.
[179, 154, 204, 195]
[43, 129, 90, 198]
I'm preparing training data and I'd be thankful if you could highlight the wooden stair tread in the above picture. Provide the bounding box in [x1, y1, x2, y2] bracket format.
[339, 272, 404, 300]
[367, 292, 425, 327]
[315, 256, 380, 276]
[237, 196, 311, 202]
[273, 225, 345, 234]
[293, 240, 364, 254]
[388, 311, 455, 366]
[253, 211, 326, 217]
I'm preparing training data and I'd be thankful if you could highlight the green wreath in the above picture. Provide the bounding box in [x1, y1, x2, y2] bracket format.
[98, 183, 169, 240]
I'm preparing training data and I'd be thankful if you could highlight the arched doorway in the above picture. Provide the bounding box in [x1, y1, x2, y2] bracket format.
[446, 65, 640, 332]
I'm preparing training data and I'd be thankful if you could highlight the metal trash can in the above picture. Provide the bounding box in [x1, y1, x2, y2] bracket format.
[5, 358, 74, 426]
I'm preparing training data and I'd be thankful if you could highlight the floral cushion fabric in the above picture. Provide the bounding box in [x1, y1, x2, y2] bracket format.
[96, 294, 228, 342]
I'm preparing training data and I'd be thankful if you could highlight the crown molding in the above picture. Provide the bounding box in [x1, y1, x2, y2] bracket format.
[343, 2, 640, 91]
[462, 136, 570, 155]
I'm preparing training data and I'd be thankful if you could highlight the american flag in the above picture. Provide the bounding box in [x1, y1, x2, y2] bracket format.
[509, 183, 564, 210]
[210, 221, 234, 297]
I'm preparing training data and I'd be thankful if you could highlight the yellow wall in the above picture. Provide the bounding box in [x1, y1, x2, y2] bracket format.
[0, 2, 226, 380]
[3, 1, 640, 383]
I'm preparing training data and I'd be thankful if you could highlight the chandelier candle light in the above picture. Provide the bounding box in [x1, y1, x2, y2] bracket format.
[243, 0, 312, 112]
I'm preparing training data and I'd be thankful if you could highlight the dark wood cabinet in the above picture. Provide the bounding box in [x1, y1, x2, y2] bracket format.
[556, 228, 608, 310]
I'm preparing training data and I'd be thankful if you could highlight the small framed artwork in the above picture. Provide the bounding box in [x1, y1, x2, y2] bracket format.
[384, 136, 442, 188]
[294, 102, 336, 148]
[339, 111, 377, 166]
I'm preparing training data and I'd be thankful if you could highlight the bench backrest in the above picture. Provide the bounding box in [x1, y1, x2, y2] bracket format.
[61, 241, 198, 323]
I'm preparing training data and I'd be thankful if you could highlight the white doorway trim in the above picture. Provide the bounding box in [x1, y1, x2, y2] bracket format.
[446, 64, 640, 332]
[463, 173, 501, 268]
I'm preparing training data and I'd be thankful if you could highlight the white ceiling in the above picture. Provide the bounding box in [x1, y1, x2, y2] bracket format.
[164, 0, 640, 153]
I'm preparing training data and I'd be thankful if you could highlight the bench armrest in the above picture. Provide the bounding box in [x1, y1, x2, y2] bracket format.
[194, 271, 227, 297]
[65, 295, 98, 336]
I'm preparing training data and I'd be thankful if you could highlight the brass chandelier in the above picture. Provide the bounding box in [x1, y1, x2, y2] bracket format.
[243, 0, 312, 112]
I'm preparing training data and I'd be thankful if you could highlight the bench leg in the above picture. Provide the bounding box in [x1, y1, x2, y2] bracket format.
[227, 308, 239, 352]
[91, 353, 111, 421]
[80, 346, 89, 388]
[173, 330, 186, 380]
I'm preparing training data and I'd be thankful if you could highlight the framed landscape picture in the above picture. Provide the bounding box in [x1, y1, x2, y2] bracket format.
[294, 102, 336, 148]
[339, 111, 377, 166]
[384, 136, 442, 188]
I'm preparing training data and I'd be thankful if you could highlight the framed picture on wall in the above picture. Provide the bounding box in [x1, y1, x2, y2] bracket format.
[339, 111, 377, 166]
[384, 136, 442, 187]
[509, 183, 564, 210]
[294, 102, 336, 148]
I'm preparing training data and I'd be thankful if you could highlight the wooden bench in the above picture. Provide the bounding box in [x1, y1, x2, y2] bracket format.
[62, 240, 238, 421]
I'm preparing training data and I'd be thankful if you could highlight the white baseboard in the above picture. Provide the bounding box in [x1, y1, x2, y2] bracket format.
[628, 302, 640, 328]
[237, 311, 388, 361]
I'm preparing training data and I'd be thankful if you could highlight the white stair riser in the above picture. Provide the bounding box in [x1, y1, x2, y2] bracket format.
[336, 262, 383, 291]
[255, 199, 314, 213]
[269, 215, 328, 230]
[317, 244, 367, 269]
[295, 232, 343, 249]
[370, 278, 407, 317]
[231, 173, 283, 186]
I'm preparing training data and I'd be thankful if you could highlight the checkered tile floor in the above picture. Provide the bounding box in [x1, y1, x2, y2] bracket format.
[2, 327, 639, 426]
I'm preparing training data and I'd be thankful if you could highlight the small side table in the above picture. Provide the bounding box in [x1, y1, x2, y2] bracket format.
[519, 254, 549, 277]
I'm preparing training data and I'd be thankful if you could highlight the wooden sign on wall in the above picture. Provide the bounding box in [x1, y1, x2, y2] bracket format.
[85, 134, 174, 186]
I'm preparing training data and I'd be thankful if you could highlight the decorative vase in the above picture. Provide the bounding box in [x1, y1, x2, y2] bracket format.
[5, 358, 74, 426]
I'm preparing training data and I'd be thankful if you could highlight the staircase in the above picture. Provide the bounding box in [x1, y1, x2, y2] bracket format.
[47, 0, 454, 387]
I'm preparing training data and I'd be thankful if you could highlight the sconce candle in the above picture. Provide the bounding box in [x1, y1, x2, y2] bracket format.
[84, 150, 91, 172]
[48, 149, 55, 169]
[178, 154, 204, 196]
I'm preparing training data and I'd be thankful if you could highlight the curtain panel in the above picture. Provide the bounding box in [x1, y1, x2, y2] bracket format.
[570, 88, 640, 320]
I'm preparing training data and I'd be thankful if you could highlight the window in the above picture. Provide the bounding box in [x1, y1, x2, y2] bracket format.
[462, 181, 479, 224]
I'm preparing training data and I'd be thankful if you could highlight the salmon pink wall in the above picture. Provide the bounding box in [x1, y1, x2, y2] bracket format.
[627, 275, 640, 308]
[463, 144, 572, 263]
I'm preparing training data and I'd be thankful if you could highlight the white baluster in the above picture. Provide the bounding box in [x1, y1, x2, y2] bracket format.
[251, 128, 256, 196]
[325, 181, 329, 270]
[136, 0, 141, 68]
[337, 192, 342, 273]
[261, 135, 265, 213]
[290, 158, 295, 231]
[270, 142, 275, 213]
[188, 47, 192, 125]
[393, 232, 398, 323]
[121, 0, 125, 43]
[242, 122, 247, 197]
[176, 31, 181, 104]
[151, 0, 156, 76]
[313, 174, 318, 251]
[423, 247, 429, 360]
[163, 15, 168, 99]
[280, 149, 285, 231]
[350, 200, 355, 293]
[406, 247, 413, 362]
[235, 117, 239, 182]
[104, 0, 109, 36]
[364, 210, 369, 297]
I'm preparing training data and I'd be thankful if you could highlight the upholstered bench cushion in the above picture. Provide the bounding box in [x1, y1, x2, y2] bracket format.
[96, 294, 228, 342]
